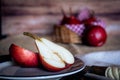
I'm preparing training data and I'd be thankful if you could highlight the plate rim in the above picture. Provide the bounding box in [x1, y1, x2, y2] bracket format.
[0, 60, 85, 79]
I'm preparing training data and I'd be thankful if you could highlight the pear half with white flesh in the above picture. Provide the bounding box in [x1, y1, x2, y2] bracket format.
[40, 38, 75, 64]
[24, 32, 75, 71]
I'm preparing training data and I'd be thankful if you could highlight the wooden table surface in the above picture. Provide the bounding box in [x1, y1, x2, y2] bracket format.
[0, 33, 120, 56]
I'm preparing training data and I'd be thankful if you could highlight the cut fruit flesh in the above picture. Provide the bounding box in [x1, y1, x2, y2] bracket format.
[40, 38, 75, 64]
[35, 40, 65, 68]
[24, 32, 75, 71]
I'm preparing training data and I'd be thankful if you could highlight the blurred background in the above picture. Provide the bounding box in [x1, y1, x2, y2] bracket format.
[1, 0, 120, 38]
[0, 1, 120, 80]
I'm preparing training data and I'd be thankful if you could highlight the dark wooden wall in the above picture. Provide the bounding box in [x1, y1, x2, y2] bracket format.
[1, 0, 120, 36]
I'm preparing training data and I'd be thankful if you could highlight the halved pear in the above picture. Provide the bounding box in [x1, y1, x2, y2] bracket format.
[40, 38, 75, 64]
[35, 40, 66, 71]
[23, 32, 75, 71]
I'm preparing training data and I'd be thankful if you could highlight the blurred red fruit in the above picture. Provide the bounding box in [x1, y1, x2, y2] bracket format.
[9, 44, 39, 67]
[82, 26, 107, 46]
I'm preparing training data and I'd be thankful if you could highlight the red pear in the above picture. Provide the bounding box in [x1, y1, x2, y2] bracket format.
[67, 16, 81, 24]
[82, 26, 107, 46]
[23, 32, 75, 71]
[35, 39, 75, 71]
[9, 44, 39, 67]
[60, 8, 81, 25]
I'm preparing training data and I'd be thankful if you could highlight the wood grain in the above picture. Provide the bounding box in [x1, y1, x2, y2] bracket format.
[1, 0, 120, 36]
[2, 0, 120, 15]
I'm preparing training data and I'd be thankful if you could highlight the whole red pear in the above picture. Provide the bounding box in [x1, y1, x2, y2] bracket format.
[61, 16, 80, 25]
[67, 16, 81, 24]
[82, 26, 107, 46]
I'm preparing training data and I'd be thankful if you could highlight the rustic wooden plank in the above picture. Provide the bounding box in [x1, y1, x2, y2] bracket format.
[1, 0, 120, 7]
[2, 14, 120, 36]
[1, 0, 120, 36]
[2, 15, 61, 35]
[2, 0, 120, 15]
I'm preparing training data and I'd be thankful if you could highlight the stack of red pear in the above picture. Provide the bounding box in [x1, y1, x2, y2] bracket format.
[60, 8, 107, 47]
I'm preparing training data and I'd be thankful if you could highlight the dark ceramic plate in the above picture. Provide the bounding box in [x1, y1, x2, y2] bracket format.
[0, 57, 85, 80]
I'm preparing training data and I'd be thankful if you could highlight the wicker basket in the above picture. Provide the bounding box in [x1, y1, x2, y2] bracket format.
[53, 25, 81, 43]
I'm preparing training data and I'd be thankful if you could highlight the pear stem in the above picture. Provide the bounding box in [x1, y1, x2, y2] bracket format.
[61, 7, 66, 17]
[23, 32, 41, 41]
[69, 7, 72, 16]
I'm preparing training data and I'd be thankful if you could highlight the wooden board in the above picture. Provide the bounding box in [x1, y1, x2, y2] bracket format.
[1, 0, 120, 36]
[0, 34, 120, 56]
